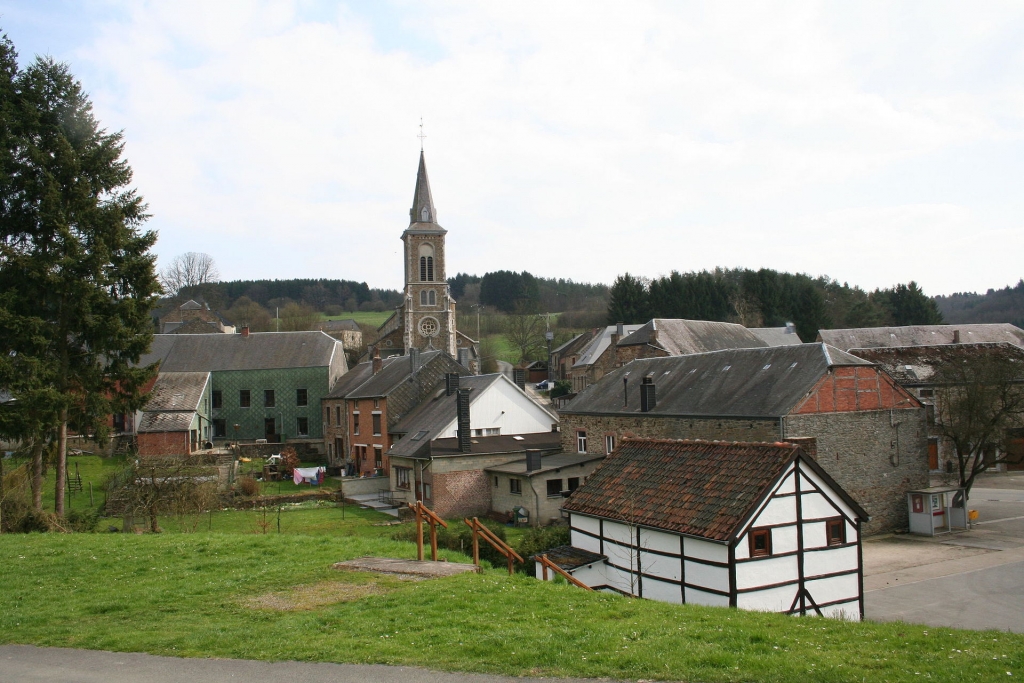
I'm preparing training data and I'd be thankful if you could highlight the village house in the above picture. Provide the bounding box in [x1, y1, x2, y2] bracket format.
[487, 450, 603, 527]
[749, 323, 803, 346]
[613, 318, 770, 366]
[128, 329, 346, 450]
[570, 324, 644, 393]
[158, 299, 235, 334]
[849, 342, 1024, 473]
[321, 349, 470, 476]
[558, 343, 927, 534]
[386, 372, 560, 513]
[549, 439, 868, 619]
[817, 323, 1024, 351]
[551, 330, 599, 382]
[318, 318, 362, 352]
[136, 371, 211, 457]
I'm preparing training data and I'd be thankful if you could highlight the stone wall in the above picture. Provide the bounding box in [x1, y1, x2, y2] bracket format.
[431, 469, 493, 519]
[559, 414, 780, 454]
[784, 409, 928, 535]
[137, 431, 190, 457]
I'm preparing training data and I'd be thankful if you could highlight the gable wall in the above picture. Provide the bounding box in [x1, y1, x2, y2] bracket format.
[792, 366, 919, 414]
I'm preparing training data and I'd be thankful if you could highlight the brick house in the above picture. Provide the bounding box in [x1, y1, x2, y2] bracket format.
[570, 324, 644, 393]
[136, 372, 211, 457]
[559, 343, 927, 534]
[553, 439, 869, 619]
[386, 372, 560, 515]
[137, 330, 346, 448]
[551, 330, 598, 381]
[321, 349, 471, 475]
[613, 318, 769, 366]
[849, 342, 1024, 473]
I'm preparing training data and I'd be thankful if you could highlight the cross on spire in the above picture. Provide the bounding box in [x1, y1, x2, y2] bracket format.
[418, 118, 426, 151]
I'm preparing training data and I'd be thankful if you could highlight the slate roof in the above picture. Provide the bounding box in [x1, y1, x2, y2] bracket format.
[485, 452, 604, 477]
[562, 343, 870, 418]
[617, 319, 768, 356]
[562, 439, 867, 541]
[749, 326, 803, 347]
[818, 324, 1024, 351]
[138, 332, 341, 372]
[400, 431, 563, 460]
[324, 360, 378, 399]
[573, 324, 644, 368]
[531, 545, 605, 570]
[137, 411, 195, 433]
[347, 351, 447, 399]
[145, 372, 209, 411]
[320, 319, 360, 332]
[849, 342, 1024, 385]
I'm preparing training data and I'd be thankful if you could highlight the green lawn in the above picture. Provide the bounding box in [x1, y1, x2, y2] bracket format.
[321, 311, 392, 327]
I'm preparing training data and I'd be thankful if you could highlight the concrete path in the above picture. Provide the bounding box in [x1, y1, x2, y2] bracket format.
[0, 645, 602, 683]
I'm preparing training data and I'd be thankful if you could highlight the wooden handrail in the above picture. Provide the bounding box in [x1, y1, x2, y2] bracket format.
[411, 501, 447, 562]
[463, 517, 523, 575]
[537, 554, 592, 590]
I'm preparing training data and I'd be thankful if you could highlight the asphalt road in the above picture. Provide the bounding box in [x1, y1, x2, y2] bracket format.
[0, 645, 603, 683]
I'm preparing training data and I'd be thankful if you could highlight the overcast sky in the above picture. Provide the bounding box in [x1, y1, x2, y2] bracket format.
[3, 1, 1023, 296]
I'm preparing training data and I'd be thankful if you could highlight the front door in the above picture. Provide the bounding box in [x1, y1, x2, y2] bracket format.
[928, 439, 939, 470]
[265, 418, 276, 441]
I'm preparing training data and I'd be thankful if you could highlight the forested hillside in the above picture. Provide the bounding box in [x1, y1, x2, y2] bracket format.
[935, 280, 1024, 328]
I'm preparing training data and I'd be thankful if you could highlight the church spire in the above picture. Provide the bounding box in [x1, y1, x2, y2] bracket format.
[409, 150, 437, 225]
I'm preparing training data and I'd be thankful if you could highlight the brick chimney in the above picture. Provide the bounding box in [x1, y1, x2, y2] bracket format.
[456, 388, 471, 453]
[786, 436, 818, 461]
[640, 374, 656, 412]
[372, 348, 383, 375]
[445, 372, 460, 396]
[241, 326, 250, 338]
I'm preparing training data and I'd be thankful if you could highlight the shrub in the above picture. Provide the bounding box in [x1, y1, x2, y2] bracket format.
[513, 524, 571, 575]
[65, 507, 100, 533]
[237, 476, 260, 497]
[392, 518, 509, 567]
[278, 447, 300, 476]
[550, 380, 572, 399]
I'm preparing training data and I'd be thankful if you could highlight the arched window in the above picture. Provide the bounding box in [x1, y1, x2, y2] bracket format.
[421, 206, 431, 222]
[418, 243, 435, 282]
[419, 290, 437, 306]
[420, 290, 427, 306]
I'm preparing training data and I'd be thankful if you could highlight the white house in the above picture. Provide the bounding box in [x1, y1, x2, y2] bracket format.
[547, 438, 869, 619]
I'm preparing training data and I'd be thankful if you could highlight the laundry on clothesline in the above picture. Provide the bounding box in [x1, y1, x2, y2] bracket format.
[293, 466, 325, 486]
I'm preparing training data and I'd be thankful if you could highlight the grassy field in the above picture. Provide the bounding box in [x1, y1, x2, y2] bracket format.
[321, 311, 392, 326]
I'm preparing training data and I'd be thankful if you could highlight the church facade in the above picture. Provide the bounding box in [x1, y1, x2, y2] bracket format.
[376, 152, 477, 369]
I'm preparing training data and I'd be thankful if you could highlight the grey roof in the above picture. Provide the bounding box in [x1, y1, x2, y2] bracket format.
[348, 351, 447, 399]
[140, 332, 341, 372]
[405, 431, 563, 460]
[387, 374, 505, 458]
[552, 332, 593, 356]
[138, 411, 195, 433]
[849, 342, 1024, 385]
[561, 343, 871, 419]
[573, 324, 644, 368]
[617, 319, 768, 356]
[533, 545, 606, 571]
[145, 372, 209, 412]
[485, 452, 604, 477]
[818, 324, 1024, 351]
[407, 150, 445, 232]
[325, 360, 378, 399]
[320, 319, 361, 332]
[180, 299, 203, 310]
[749, 326, 803, 347]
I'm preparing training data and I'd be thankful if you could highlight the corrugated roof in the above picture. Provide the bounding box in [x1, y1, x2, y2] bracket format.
[138, 411, 195, 433]
[146, 332, 340, 372]
[145, 372, 209, 411]
[573, 324, 644, 368]
[849, 342, 1024, 385]
[818, 324, 1024, 351]
[564, 439, 804, 541]
[562, 343, 870, 418]
[618, 319, 768, 356]
[749, 326, 803, 347]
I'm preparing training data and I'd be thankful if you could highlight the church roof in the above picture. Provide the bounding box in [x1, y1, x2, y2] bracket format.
[408, 150, 442, 230]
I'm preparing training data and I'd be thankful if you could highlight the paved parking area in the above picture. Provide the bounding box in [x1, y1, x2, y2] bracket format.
[863, 476, 1024, 633]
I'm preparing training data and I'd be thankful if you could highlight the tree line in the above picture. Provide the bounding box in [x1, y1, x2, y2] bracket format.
[607, 269, 944, 341]
[935, 279, 1024, 328]
[450, 271, 609, 315]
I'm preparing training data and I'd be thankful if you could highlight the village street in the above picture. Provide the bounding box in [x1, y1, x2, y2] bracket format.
[864, 474, 1024, 633]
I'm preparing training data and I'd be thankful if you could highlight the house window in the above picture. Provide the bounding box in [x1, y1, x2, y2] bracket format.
[213, 419, 226, 437]
[335, 406, 341, 424]
[264, 389, 275, 407]
[546, 479, 563, 497]
[567, 477, 579, 492]
[749, 528, 772, 558]
[396, 467, 411, 490]
[826, 518, 846, 546]
[325, 407, 330, 425]
[374, 445, 383, 468]
[296, 417, 309, 436]
[296, 388, 308, 406]
[372, 413, 382, 436]
[212, 390, 222, 409]
[576, 430, 587, 453]
[423, 482, 432, 500]
[919, 388, 934, 398]
[373, 398, 380, 409]
[239, 390, 251, 408]
[510, 478, 522, 495]
[605, 434, 615, 454]
[353, 411, 360, 435]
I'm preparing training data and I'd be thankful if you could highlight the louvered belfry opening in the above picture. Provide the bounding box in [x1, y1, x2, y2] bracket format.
[640, 374, 656, 412]
[457, 387, 471, 453]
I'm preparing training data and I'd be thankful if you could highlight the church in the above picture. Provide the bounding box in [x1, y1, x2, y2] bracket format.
[374, 151, 479, 372]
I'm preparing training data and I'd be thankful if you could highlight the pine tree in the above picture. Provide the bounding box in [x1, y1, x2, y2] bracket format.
[607, 273, 649, 324]
[0, 36, 161, 517]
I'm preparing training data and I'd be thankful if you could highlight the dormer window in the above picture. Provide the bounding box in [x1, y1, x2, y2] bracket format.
[421, 206, 430, 221]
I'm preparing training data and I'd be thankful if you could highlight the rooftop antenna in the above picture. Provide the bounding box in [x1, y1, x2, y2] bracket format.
[418, 117, 426, 151]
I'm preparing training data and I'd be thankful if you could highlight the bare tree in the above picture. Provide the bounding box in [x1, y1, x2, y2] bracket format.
[935, 350, 1024, 498]
[160, 252, 220, 296]
[504, 313, 546, 364]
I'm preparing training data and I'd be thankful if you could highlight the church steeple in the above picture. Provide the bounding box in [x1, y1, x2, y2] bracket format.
[409, 150, 438, 225]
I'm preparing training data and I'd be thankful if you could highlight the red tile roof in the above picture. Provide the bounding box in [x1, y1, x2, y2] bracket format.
[563, 439, 801, 542]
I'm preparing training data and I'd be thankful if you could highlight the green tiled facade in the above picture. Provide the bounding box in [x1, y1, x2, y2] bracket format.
[210, 367, 331, 444]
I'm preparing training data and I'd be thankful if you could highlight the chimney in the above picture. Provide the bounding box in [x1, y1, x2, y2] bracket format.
[457, 347, 470, 369]
[526, 449, 542, 472]
[623, 376, 629, 408]
[785, 322, 796, 334]
[617, 321, 624, 337]
[372, 348, 383, 375]
[611, 322, 624, 346]
[513, 368, 526, 391]
[241, 326, 250, 338]
[786, 437, 818, 461]
[456, 388, 471, 453]
[952, 329, 961, 344]
[445, 372, 460, 396]
[640, 375, 656, 413]
[409, 347, 420, 374]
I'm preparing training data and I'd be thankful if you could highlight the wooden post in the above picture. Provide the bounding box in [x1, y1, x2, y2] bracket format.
[429, 518, 438, 561]
[415, 502, 424, 561]
[472, 523, 480, 566]
[542, 555, 549, 581]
